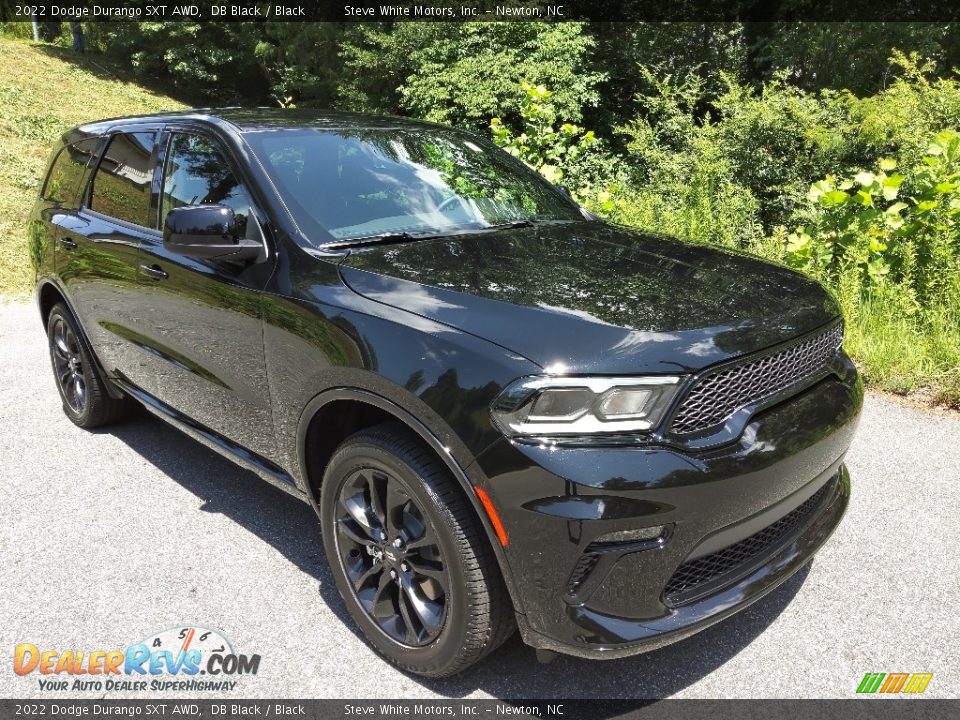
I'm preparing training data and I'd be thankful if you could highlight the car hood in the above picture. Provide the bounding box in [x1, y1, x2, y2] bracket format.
[337, 222, 840, 374]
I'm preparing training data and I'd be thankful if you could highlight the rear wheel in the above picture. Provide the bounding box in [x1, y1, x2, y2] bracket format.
[319, 422, 514, 677]
[46, 303, 129, 428]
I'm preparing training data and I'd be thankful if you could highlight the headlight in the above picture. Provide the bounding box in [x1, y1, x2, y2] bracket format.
[491, 375, 682, 436]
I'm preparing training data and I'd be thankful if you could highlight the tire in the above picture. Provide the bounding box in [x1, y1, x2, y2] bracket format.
[319, 422, 515, 677]
[46, 303, 129, 429]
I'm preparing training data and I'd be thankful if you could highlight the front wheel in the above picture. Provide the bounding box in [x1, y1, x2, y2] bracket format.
[319, 422, 514, 677]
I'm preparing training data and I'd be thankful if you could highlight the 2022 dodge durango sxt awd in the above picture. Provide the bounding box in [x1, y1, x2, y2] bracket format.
[29, 110, 862, 677]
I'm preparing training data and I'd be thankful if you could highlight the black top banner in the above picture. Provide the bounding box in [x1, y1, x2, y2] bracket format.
[2, 0, 959, 23]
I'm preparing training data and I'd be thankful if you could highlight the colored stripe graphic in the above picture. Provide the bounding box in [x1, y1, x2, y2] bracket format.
[857, 673, 885, 693]
[880, 673, 909, 693]
[903, 673, 934, 694]
[857, 672, 932, 694]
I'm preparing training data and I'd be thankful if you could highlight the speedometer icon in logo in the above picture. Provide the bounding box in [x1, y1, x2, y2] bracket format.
[141, 625, 234, 669]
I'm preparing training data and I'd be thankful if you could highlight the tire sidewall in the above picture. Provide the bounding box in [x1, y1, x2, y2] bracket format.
[320, 439, 474, 674]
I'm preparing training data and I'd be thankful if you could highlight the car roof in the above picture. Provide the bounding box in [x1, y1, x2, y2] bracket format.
[70, 108, 451, 137]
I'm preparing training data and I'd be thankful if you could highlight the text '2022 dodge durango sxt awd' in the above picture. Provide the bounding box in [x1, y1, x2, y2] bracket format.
[30, 109, 862, 676]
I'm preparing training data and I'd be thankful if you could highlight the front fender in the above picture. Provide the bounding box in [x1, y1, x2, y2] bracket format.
[294, 383, 526, 614]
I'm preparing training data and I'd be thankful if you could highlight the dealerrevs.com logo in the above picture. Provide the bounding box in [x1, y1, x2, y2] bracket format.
[13, 626, 260, 692]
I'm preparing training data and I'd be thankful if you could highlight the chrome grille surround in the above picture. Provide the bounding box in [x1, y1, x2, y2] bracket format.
[669, 323, 843, 435]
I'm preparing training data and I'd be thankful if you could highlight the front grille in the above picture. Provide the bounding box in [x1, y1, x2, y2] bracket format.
[669, 324, 843, 435]
[664, 479, 834, 606]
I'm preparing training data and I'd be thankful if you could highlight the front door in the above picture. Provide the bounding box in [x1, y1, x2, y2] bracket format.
[125, 129, 278, 460]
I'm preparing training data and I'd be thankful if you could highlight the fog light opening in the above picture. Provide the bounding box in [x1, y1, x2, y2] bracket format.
[593, 525, 666, 545]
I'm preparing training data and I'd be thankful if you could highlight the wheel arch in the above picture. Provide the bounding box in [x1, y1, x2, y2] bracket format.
[37, 279, 69, 325]
[35, 278, 125, 401]
[296, 386, 522, 612]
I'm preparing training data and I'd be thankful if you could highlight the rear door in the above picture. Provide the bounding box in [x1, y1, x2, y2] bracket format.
[59, 129, 161, 375]
[124, 126, 278, 459]
[34, 135, 102, 286]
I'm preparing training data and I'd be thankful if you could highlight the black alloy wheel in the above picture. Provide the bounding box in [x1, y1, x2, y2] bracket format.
[320, 422, 515, 677]
[46, 303, 130, 428]
[50, 314, 86, 414]
[335, 465, 449, 647]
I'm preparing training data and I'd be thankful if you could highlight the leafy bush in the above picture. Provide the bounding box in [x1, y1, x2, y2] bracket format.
[599, 149, 763, 249]
[785, 159, 909, 287]
[786, 131, 960, 305]
[84, 22, 268, 103]
[567, 55, 960, 405]
[608, 70, 764, 248]
[490, 82, 600, 188]
[340, 22, 602, 131]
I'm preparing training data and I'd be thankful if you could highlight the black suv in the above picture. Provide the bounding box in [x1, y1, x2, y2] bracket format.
[30, 110, 862, 677]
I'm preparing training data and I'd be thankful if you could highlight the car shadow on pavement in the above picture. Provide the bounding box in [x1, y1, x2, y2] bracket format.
[109, 408, 812, 701]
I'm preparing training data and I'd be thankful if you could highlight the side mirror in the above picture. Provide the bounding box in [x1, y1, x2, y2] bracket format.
[163, 205, 260, 261]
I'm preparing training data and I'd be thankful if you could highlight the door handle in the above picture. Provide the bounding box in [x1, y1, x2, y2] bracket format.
[140, 264, 169, 281]
[59, 237, 77, 250]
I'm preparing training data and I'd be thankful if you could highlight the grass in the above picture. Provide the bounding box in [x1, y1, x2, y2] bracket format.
[0, 36, 186, 298]
[843, 299, 960, 408]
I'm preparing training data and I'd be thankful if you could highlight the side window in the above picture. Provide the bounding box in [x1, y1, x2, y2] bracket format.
[90, 132, 157, 226]
[41, 138, 101, 207]
[161, 133, 253, 237]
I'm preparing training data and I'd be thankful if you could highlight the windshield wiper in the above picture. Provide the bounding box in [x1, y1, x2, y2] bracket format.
[483, 220, 536, 230]
[480, 219, 581, 232]
[321, 218, 573, 250]
[321, 231, 437, 249]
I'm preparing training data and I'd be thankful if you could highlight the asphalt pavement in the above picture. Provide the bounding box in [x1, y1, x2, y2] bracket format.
[1, 298, 957, 699]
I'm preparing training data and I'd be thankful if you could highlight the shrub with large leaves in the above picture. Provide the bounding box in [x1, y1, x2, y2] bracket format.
[787, 130, 960, 304]
[490, 82, 597, 186]
[489, 81, 619, 211]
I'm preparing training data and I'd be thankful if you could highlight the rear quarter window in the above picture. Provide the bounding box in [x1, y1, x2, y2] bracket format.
[41, 138, 101, 207]
[89, 131, 157, 226]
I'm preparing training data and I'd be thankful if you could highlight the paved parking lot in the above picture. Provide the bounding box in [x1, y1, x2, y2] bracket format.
[1, 299, 958, 699]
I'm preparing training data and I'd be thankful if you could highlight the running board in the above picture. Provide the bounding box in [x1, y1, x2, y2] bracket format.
[112, 376, 304, 500]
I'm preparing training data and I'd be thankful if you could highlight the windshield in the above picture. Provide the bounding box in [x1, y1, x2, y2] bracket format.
[243, 127, 584, 244]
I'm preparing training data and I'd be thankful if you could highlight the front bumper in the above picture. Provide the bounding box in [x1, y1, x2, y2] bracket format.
[471, 361, 862, 659]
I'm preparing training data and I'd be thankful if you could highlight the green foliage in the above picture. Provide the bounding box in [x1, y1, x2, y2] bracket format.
[836, 285, 960, 404]
[845, 52, 960, 159]
[254, 24, 341, 108]
[783, 129, 960, 404]
[489, 82, 598, 187]
[84, 22, 268, 103]
[585, 23, 746, 129]
[786, 131, 960, 305]
[745, 23, 956, 95]
[709, 75, 858, 228]
[339, 22, 602, 131]
[608, 69, 764, 248]
[610, 53, 960, 243]
[785, 160, 908, 286]
[0, 22, 33, 40]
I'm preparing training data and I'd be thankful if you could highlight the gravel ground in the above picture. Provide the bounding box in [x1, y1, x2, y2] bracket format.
[1, 299, 957, 699]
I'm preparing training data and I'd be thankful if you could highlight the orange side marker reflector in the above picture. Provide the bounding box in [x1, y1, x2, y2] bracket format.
[474, 486, 509, 547]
